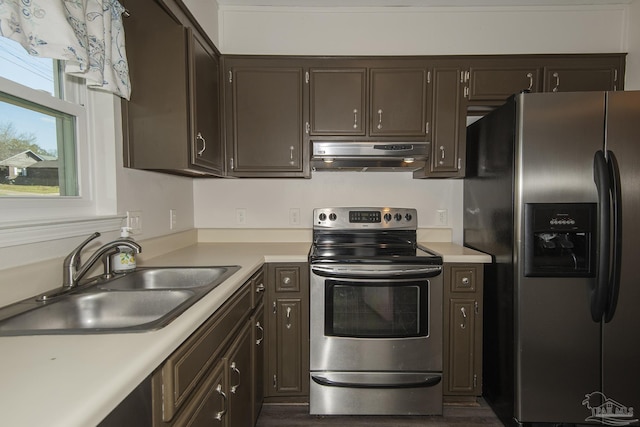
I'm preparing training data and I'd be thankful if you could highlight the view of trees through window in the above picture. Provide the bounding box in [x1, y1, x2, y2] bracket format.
[0, 36, 78, 197]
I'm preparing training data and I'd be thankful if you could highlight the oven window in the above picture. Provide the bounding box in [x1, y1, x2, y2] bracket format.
[325, 280, 429, 338]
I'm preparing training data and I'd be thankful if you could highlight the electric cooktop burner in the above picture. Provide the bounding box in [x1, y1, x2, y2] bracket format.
[309, 207, 442, 265]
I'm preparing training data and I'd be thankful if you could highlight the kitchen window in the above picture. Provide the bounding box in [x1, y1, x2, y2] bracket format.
[0, 37, 119, 245]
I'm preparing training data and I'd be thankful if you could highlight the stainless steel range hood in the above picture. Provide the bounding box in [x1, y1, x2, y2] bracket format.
[311, 141, 429, 172]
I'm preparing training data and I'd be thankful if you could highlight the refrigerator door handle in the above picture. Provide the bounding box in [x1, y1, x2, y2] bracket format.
[593, 150, 611, 322]
[604, 150, 622, 323]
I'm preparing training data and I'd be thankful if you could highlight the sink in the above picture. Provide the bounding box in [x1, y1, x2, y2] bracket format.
[0, 265, 242, 335]
[97, 266, 240, 291]
[0, 290, 194, 335]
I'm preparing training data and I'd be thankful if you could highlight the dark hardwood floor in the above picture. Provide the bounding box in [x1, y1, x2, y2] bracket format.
[256, 400, 503, 426]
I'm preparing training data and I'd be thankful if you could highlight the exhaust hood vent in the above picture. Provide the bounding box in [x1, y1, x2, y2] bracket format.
[311, 141, 429, 172]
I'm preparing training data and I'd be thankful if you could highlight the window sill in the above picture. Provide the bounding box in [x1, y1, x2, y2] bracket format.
[0, 216, 125, 248]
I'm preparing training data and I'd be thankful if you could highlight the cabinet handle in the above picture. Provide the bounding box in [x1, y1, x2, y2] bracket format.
[256, 283, 265, 293]
[214, 384, 227, 421]
[256, 321, 264, 345]
[439, 146, 445, 165]
[526, 72, 534, 91]
[289, 145, 295, 165]
[353, 109, 358, 129]
[460, 307, 467, 329]
[196, 132, 206, 156]
[286, 306, 292, 329]
[552, 72, 560, 92]
[305, 121, 310, 134]
[377, 108, 383, 130]
[230, 361, 241, 394]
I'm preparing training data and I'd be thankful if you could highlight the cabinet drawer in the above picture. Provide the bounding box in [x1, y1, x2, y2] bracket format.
[274, 266, 301, 293]
[450, 266, 478, 293]
[158, 284, 251, 422]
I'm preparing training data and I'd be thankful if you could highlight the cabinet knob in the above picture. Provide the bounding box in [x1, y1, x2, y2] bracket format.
[282, 276, 291, 285]
[230, 361, 241, 394]
[526, 72, 534, 91]
[552, 72, 560, 92]
[460, 306, 467, 329]
[255, 321, 264, 345]
[214, 384, 227, 420]
[195, 132, 206, 156]
[461, 277, 470, 285]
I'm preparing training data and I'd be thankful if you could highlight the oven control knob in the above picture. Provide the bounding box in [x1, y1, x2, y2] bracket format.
[319, 213, 327, 221]
[394, 213, 402, 221]
[405, 213, 412, 221]
[329, 213, 337, 221]
[384, 213, 392, 222]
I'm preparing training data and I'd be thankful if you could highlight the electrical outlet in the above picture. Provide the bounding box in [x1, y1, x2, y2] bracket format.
[127, 210, 142, 233]
[169, 209, 177, 230]
[236, 208, 247, 225]
[289, 208, 300, 225]
[436, 209, 448, 226]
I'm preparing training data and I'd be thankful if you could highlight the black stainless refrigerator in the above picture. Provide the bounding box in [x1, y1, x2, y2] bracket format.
[464, 91, 640, 426]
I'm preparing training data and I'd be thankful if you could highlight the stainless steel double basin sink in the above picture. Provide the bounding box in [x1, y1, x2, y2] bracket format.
[0, 266, 241, 335]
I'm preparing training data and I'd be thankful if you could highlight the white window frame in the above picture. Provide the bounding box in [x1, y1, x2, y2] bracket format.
[0, 65, 122, 247]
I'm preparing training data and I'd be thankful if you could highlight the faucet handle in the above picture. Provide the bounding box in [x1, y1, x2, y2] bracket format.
[68, 232, 101, 265]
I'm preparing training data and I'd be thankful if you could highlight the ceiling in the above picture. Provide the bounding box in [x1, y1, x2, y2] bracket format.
[216, 0, 631, 6]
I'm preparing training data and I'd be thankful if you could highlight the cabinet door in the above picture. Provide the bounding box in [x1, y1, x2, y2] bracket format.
[544, 66, 619, 92]
[271, 299, 305, 395]
[226, 65, 308, 177]
[172, 362, 226, 427]
[190, 31, 224, 173]
[426, 67, 466, 177]
[251, 303, 265, 424]
[226, 320, 253, 427]
[468, 66, 540, 102]
[447, 299, 478, 394]
[122, 0, 189, 170]
[369, 68, 428, 137]
[310, 68, 367, 135]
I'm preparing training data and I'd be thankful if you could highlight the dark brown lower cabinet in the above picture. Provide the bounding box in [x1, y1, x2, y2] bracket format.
[443, 264, 484, 402]
[150, 268, 265, 426]
[265, 263, 310, 401]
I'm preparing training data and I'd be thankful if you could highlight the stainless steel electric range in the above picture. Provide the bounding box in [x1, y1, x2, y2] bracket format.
[308, 207, 444, 415]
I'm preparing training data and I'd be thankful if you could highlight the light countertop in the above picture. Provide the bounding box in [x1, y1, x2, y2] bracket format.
[0, 241, 488, 427]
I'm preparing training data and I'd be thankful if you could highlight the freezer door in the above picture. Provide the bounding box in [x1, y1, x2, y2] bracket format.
[515, 92, 603, 424]
[601, 91, 640, 417]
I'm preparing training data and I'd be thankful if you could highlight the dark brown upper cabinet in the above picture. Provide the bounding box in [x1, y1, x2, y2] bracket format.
[414, 65, 466, 179]
[224, 58, 310, 177]
[543, 63, 621, 93]
[308, 62, 429, 139]
[122, 0, 224, 177]
[309, 68, 367, 135]
[369, 68, 429, 137]
[468, 66, 541, 103]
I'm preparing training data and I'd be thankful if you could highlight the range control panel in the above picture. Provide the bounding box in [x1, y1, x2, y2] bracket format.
[314, 207, 417, 230]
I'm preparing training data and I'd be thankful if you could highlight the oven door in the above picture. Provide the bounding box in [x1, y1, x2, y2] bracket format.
[310, 263, 443, 372]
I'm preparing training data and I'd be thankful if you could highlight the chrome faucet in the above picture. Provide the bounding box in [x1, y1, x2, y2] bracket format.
[62, 232, 142, 289]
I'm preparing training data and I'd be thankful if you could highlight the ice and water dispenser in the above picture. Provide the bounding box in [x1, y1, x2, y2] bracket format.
[524, 203, 596, 277]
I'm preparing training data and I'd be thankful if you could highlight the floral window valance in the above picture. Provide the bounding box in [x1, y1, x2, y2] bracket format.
[0, 0, 131, 99]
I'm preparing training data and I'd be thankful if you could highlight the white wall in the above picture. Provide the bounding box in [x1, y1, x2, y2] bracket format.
[193, 3, 632, 245]
[626, 0, 640, 89]
[194, 172, 463, 238]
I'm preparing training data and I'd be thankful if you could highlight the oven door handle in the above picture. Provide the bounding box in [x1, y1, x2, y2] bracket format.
[311, 265, 442, 278]
[311, 373, 442, 389]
